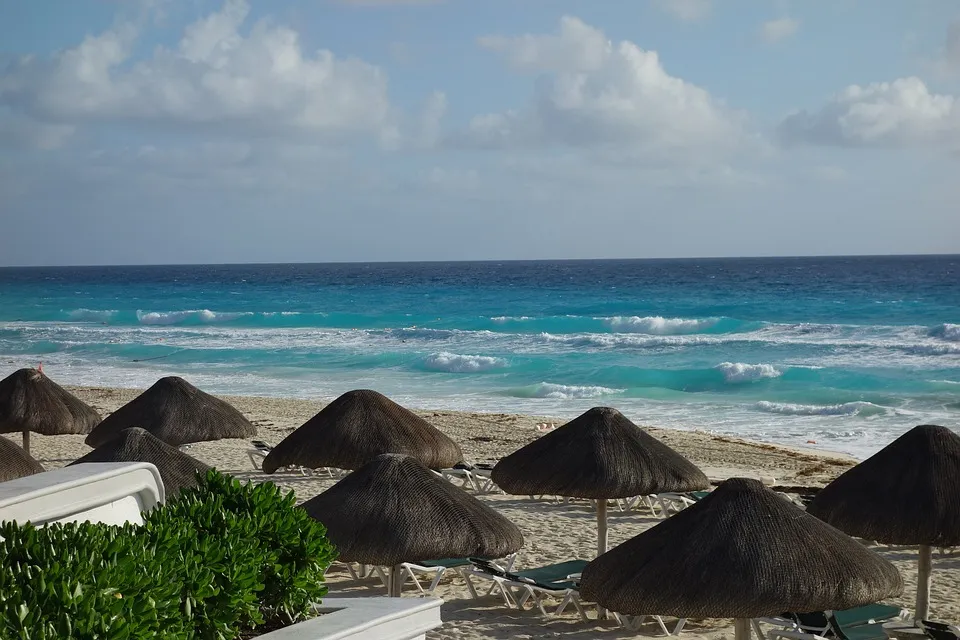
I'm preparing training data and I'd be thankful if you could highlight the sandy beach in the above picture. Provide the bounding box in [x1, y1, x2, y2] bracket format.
[22, 386, 959, 639]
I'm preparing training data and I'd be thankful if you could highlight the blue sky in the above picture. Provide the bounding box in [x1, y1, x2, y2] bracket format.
[1, 0, 958, 266]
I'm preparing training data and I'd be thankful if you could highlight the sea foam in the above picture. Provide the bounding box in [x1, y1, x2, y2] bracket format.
[715, 362, 782, 383]
[423, 352, 507, 373]
[929, 323, 960, 342]
[525, 382, 624, 399]
[136, 309, 253, 325]
[603, 316, 717, 335]
[754, 400, 888, 417]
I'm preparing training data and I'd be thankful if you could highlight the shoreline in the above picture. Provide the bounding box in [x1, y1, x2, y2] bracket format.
[65, 385, 857, 487]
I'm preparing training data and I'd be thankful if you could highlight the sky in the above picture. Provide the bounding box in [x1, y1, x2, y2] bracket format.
[1, 0, 958, 266]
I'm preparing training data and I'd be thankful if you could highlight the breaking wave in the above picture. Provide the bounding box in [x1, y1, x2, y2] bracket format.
[929, 323, 960, 342]
[511, 382, 625, 399]
[422, 352, 507, 373]
[714, 362, 783, 383]
[136, 309, 253, 325]
[604, 315, 719, 334]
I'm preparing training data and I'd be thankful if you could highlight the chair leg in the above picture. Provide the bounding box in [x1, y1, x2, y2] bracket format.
[570, 595, 588, 624]
[460, 571, 480, 599]
[752, 618, 768, 640]
[426, 568, 446, 594]
[652, 615, 670, 636]
[402, 566, 427, 596]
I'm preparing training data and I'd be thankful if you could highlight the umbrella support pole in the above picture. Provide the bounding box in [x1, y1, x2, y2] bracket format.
[596, 499, 608, 556]
[735, 618, 752, 640]
[22, 431, 30, 455]
[916, 544, 931, 621]
[596, 499, 609, 619]
[387, 564, 404, 597]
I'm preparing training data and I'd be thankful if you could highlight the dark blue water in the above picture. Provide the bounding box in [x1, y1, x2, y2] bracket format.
[1, 256, 958, 457]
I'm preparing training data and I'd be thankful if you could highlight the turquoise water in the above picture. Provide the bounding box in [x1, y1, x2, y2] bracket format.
[1, 257, 957, 458]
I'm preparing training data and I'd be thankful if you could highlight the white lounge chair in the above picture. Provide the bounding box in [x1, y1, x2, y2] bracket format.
[246, 440, 314, 476]
[613, 612, 687, 636]
[400, 555, 516, 596]
[463, 558, 589, 622]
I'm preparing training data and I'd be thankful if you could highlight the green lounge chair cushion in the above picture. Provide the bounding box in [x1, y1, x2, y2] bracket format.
[833, 604, 902, 627]
[420, 558, 473, 569]
[508, 560, 588, 588]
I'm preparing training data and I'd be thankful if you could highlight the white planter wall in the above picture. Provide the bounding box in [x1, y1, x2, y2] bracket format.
[0, 462, 164, 526]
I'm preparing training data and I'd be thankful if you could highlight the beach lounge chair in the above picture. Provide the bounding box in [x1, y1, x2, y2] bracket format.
[464, 558, 589, 622]
[650, 490, 713, 517]
[919, 621, 960, 640]
[764, 606, 907, 640]
[470, 464, 500, 493]
[400, 554, 516, 596]
[617, 494, 662, 514]
[439, 463, 479, 491]
[247, 440, 346, 477]
[755, 603, 907, 639]
[247, 440, 273, 470]
[612, 612, 687, 636]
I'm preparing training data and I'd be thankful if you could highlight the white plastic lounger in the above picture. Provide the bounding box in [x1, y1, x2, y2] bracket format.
[247, 441, 346, 477]
[463, 558, 589, 622]
[613, 612, 687, 636]
[439, 468, 478, 491]
[399, 557, 476, 596]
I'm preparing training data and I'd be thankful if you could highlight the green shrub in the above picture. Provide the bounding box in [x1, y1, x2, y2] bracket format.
[0, 470, 338, 639]
[0, 521, 189, 639]
[164, 471, 335, 624]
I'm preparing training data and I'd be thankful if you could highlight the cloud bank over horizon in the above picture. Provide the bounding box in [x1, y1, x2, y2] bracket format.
[0, 0, 957, 266]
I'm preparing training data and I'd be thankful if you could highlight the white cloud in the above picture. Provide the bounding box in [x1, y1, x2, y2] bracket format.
[0, 0, 401, 143]
[652, 0, 712, 22]
[463, 17, 748, 159]
[778, 77, 958, 147]
[760, 18, 800, 44]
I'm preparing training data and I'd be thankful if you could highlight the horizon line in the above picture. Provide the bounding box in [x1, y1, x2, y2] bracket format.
[1, 251, 958, 269]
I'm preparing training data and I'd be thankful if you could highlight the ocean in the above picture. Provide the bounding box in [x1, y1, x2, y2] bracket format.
[0, 256, 957, 459]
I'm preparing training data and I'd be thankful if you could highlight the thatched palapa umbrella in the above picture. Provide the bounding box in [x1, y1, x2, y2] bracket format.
[807, 424, 960, 620]
[71, 427, 211, 498]
[492, 407, 708, 557]
[262, 389, 462, 473]
[0, 434, 45, 482]
[301, 453, 523, 596]
[580, 478, 903, 640]
[85, 376, 256, 448]
[0, 368, 101, 454]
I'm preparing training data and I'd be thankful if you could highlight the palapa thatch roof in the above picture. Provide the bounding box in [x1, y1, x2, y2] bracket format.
[0, 435, 44, 482]
[71, 427, 210, 498]
[300, 454, 523, 566]
[0, 368, 101, 436]
[262, 389, 462, 473]
[579, 478, 903, 619]
[807, 424, 960, 547]
[491, 407, 708, 498]
[85, 376, 256, 448]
